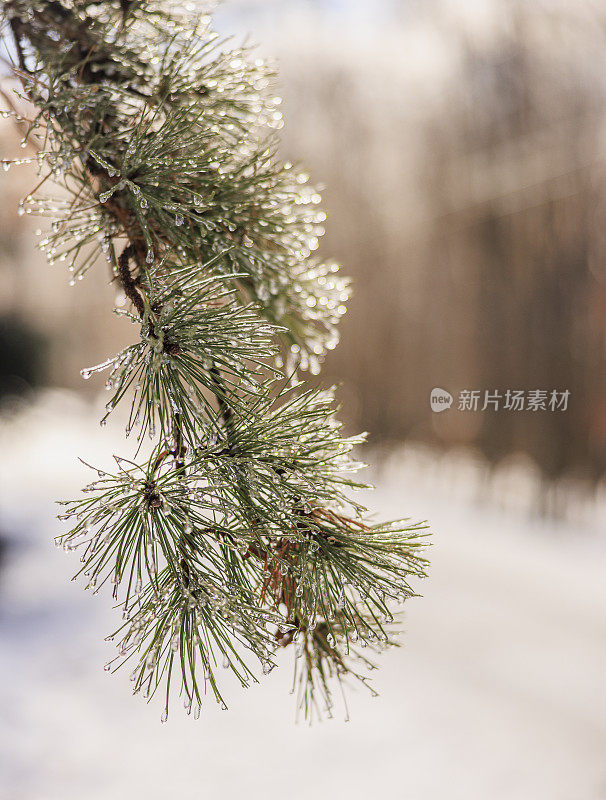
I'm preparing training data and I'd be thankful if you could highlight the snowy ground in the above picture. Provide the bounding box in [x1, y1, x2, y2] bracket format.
[0, 391, 605, 800]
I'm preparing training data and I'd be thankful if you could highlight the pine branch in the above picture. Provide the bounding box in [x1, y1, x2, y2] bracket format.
[4, 0, 430, 723]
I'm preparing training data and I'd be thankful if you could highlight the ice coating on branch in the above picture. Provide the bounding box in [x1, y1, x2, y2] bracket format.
[7, 0, 429, 722]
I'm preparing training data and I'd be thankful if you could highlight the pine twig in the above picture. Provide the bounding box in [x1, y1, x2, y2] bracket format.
[6, 0, 430, 723]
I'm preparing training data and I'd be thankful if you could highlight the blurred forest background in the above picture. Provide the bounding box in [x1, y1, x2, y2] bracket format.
[2, 0, 606, 485]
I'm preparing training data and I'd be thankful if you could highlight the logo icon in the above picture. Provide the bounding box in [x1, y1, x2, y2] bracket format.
[430, 388, 453, 413]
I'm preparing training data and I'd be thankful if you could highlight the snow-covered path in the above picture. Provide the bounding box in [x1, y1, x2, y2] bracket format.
[0, 393, 605, 800]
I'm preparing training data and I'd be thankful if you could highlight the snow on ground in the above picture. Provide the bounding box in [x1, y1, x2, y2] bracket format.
[0, 391, 605, 800]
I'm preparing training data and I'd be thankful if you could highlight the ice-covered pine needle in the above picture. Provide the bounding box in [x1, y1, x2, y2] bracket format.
[5, 0, 429, 723]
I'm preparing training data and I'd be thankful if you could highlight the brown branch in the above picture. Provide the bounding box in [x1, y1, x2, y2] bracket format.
[117, 244, 145, 318]
[8, 17, 30, 76]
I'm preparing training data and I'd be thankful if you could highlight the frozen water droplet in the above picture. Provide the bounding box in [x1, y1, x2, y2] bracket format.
[175, 213, 183, 226]
[146, 249, 154, 264]
[160, 710, 168, 724]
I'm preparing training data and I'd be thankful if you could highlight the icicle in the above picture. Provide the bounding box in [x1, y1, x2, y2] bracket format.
[80, 356, 118, 379]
